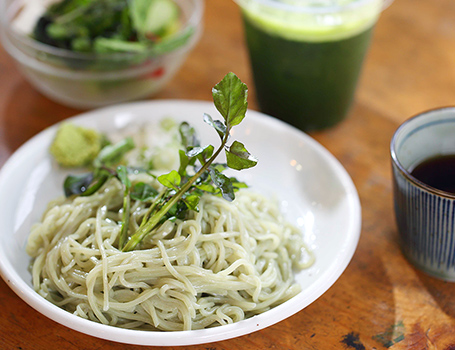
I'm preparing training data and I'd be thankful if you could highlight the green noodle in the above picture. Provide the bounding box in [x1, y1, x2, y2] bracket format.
[27, 124, 314, 330]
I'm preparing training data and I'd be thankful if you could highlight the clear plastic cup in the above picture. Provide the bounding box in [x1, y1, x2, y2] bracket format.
[236, 0, 393, 131]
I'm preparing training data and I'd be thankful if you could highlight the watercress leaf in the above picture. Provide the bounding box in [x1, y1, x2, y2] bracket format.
[195, 183, 217, 193]
[63, 172, 94, 197]
[226, 141, 258, 170]
[175, 202, 188, 220]
[188, 145, 214, 165]
[233, 181, 248, 189]
[183, 193, 200, 211]
[212, 72, 248, 127]
[212, 163, 227, 172]
[197, 145, 214, 165]
[116, 165, 131, 188]
[165, 200, 187, 221]
[131, 182, 159, 201]
[203, 113, 226, 139]
[195, 169, 210, 184]
[179, 122, 200, 149]
[186, 146, 204, 158]
[178, 149, 190, 176]
[158, 170, 181, 190]
[229, 176, 249, 190]
[210, 168, 235, 201]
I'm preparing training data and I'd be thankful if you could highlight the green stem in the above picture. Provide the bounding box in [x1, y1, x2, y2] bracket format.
[94, 137, 135, 168]
[139, 189, 167, 227]
[118, 188, 130, 249]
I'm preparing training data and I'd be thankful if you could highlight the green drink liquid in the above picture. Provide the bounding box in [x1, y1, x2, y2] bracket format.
[239, 1, 382, 131]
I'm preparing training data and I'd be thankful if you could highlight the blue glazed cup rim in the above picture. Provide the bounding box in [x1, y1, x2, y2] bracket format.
[390, 106, 455, 200]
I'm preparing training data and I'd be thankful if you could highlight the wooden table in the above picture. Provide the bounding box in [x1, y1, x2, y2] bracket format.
[1, 0, 455, 348]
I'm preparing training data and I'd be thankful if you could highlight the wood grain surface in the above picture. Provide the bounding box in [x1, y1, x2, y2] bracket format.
[1, 0, 455, 349]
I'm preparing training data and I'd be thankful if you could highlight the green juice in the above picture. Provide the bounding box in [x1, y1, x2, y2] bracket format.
[239, 1, 382, 131]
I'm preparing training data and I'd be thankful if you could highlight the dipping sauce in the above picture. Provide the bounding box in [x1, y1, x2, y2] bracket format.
[410, 155, 455, 194]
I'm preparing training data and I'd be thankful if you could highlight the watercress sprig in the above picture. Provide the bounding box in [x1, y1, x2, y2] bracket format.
[121, 72, 257, 251]
[59, 72, 257, 251]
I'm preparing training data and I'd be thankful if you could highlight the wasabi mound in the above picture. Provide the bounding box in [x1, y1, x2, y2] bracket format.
[50, 123, 103, 167]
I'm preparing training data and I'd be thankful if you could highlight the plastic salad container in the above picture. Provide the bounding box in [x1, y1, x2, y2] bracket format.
[0, 0, 204, 109]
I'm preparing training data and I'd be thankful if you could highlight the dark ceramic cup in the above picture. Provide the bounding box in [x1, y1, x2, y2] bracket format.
[391, 107, 455, 281]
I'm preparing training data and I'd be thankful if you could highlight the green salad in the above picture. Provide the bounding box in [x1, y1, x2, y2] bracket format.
[32, 0, 189, 55]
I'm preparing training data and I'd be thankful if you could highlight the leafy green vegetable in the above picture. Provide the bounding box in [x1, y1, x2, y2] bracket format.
[158, 170, 181, 191]
[32, 0, 184, 60]
[226, 141, 257, 170]
[93, 137, 135, 167]
[131, 182, 159, 202]
[210, 167, 235, 201]
[121, 72, 257, 251]
[63, 172, 94, 197]
[59, 72, 257, 252]
[212, 72, 248, 127]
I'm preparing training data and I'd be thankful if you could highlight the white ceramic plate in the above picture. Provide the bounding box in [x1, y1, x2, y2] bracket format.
[0, 101, 361, 346]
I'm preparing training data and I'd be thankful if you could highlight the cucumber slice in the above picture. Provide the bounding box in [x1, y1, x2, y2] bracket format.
[145, 0, 179, 35]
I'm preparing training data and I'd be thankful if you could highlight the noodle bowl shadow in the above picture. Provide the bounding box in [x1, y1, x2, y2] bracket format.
[0, 100, 361, 346]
